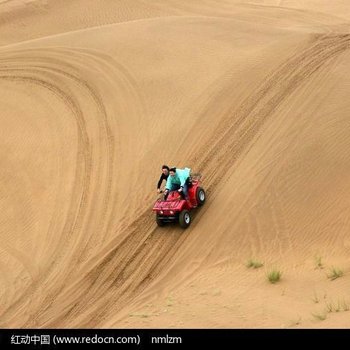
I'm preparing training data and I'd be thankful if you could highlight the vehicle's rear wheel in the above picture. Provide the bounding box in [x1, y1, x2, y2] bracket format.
[196, 187, 206, 206]
[156, 214, 165, 227]
[179, 210, 191, 228]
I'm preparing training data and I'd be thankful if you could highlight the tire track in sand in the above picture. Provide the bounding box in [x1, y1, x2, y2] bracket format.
[0, 50, 118, 326]
[193, 34, 350, 195]
[0, 49, 174, 327]
[0, 73, 93, 326]
[1, 34, 349, 327]
[39, 33, 350, 327]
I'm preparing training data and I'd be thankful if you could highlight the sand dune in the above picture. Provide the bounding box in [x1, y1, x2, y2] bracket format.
[1, 1, 350, 328]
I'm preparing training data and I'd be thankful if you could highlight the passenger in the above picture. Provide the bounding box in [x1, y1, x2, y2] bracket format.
[156, 165, 170, 193]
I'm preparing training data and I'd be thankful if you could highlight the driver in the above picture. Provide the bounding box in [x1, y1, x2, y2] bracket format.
[164, 167, 191, 200]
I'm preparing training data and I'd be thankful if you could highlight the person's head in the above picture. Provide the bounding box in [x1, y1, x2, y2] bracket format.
[162, 165, 170, 176]
[169, 167, 176, 176]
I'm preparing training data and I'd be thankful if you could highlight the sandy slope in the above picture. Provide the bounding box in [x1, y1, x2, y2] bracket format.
[0, 1, 350, 328]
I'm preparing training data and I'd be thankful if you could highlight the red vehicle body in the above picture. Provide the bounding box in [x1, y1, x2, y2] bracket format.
[153, 176, 206, 228]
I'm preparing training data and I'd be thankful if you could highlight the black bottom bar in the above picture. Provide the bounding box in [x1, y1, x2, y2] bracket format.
[2, 329, 350, 348]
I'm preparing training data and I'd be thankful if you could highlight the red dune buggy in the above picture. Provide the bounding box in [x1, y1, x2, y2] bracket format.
[153, 174, 206, 228]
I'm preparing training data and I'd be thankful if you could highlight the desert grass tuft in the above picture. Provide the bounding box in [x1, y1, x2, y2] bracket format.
[327, 267, 343, 281]
[267, 269, 282, 284]
[312, 312, 327, 321]
[342, 299, 350, 312]
[326, 299, 349, 313]
[246, 259, 264, 269]
[314, 256, 324, 269]
[312, 292, 319, 304]
[326, 301, 334, 313]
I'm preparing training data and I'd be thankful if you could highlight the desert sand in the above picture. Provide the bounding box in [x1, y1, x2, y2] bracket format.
[1, 0, 350, 328]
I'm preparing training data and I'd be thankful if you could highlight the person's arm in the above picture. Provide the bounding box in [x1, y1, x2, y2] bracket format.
[179, 168, 191, 187]
[179, 170, 187, 187]
[157, 174, 165, 189]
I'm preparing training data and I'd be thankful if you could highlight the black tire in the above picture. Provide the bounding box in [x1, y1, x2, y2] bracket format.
[179, 210, 191, 228]
[156, 214, 165, 227]
[196, 187, 206, 206]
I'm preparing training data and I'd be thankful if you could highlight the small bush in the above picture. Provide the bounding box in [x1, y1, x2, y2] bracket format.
[246, 259, 264, 269]
[267, 270, 282, 284]
[326, 302, 334, 313]
[312, 312, 327, 321]
[342, 299, 350, 312]
[315, 256, 324, 269]
[327, 267, 343, 281]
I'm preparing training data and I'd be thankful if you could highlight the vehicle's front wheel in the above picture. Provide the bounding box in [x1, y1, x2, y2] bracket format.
[179, 210, 191, 228]
[156, 214, 165, 227]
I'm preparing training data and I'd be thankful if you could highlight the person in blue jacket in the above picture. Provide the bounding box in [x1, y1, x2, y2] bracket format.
[164, 167, 191, 200]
